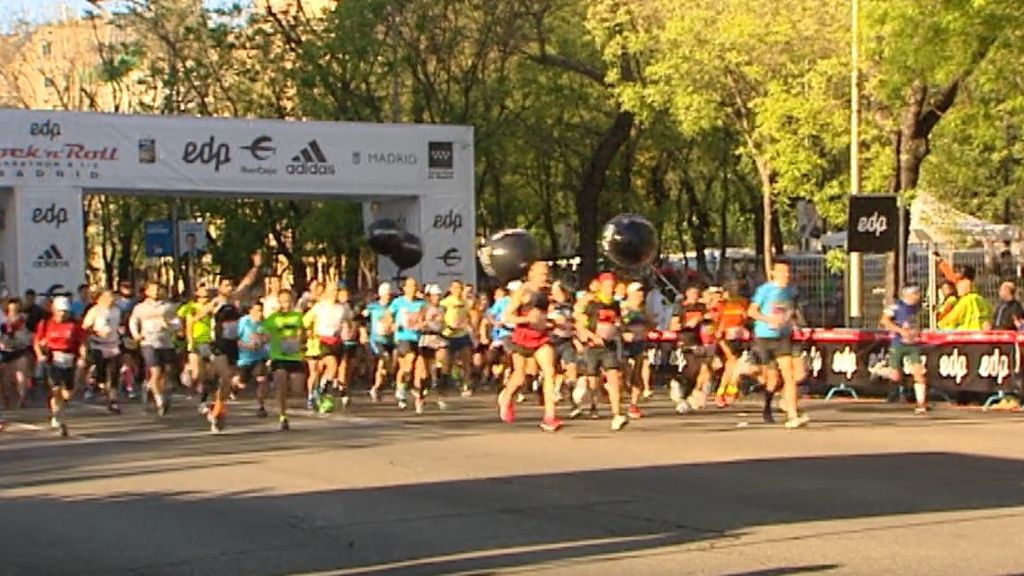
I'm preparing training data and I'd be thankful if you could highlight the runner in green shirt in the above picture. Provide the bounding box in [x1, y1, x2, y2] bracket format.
[261, 290, 306, 430]
[177, 286, 214, 400]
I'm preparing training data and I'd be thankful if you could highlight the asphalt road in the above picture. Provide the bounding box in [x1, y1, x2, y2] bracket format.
[2, 391, 1024, 576]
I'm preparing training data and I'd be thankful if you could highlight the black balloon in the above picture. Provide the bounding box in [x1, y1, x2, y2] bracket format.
[389, 232, 423, 270]
[367, 219, 403, 256]
[478, 229, 541, 283]
[601, 214, 658, 268]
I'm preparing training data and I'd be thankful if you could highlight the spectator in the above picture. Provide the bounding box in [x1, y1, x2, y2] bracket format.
[936, 281, 958, 323]
[937, 276, 992, 331]
[991, 281, 1024, 331]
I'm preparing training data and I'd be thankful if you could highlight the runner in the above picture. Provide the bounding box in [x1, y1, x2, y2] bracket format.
[81, 289, 123, 414]
[501, 261, 563, 432]
[305, 282, 346, 412]
[1, 299, 34, 410]
[880, 285, 928, 414]
[416, 284, 447, 414]
[576, 272, 628, 431]
[713, 282, 750, 407]
[335, 283, 360, 408]
[548, 280, 579, 415]
[439, 280, 474, 396]
[668, 284, 710, 414]
[364, 283, 396, 402]
[468, 289, 489, 396]
[389, 277, 426, 411]
[485, 284, 514, 390]
[262, 290, 305, 431]
[620, 282, 651, 419]
[206, 254, 261, 431]
[302, 280, 324, 411]
[33, 296, 85, 437]
[748, 259, 809, 428]
[129, 282, 176, 416]
[177, 285, 214, 402]
[237, 300, 270, 418]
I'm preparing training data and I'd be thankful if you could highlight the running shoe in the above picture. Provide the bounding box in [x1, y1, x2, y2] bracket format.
[414, 396, 425, 415]
[589, 406, 600, 420]
[397, 398, 408, 410]
[198, 402, 211, 416]
[675, 400, 691, 415]
[84, 388, 96, 402]
[611, 414, 629, 432]
[569, 405, 585, 420]
[498, 392, 515, 423]
[279, 416, 290, 431]
[460, 387, 473, 398]
[914, 404, 929, 415]
[209, 413, 225, 433]
[515, 392, 526, 404]
[108, 401, 121, 415]
[341, 396, 351, 409]
[158, 397, 171, 417]
[58, 423, 69, 437]
[437, 400, 448, 411]
[627, 405, 644, 419]
[762, 407, 775, 424]
[669, 379, 683, 404]
[369, 388, 380, 402]
[306, 397, 316, 411]
[715, 395, 728, 409]
[50, 416, 60, 429]
[642, 388, 654, 400]
[256, 405, 268, 418]
[784, 414, 810, 429]
[539, 417, 563, 432]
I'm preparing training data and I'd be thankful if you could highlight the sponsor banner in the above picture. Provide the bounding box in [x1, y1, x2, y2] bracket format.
[926, 343, 1015, 393]
[144, 220, 174, 257]
[847, 195, 899, 253]
[365, 199, 421, 284]
[178, 220, 208, 257]
[0, 110, 473, 197]
[419, 195, 475, 285]
[15, 187, 85, 293]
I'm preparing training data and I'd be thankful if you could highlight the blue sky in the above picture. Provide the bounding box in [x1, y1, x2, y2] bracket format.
[0, 0, 245, 31]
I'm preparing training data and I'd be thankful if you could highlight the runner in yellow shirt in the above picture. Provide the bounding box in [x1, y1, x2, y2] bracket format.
[440, 280, 474, 394]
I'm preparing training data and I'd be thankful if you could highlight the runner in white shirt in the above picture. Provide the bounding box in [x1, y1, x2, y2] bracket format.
[307, 283, 347, 410]
[129, 283, 177, 415]
[82, 290, 123, 414]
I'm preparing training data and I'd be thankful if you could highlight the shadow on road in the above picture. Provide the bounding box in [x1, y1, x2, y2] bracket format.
[2, 452, 1024, 575]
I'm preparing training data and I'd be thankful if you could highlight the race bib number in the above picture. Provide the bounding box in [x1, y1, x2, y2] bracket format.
[52, 351, 76, 368]
[281, 338, 301, 355]
[221, 321, 239, 340]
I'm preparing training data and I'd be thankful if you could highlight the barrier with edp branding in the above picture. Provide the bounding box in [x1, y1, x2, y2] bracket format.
[645, 329, 1022, 396]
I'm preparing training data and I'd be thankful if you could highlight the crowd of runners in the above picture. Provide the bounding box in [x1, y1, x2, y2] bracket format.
[3, 253, 912, 437]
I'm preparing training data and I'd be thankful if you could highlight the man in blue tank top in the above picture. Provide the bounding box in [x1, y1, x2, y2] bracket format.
[880, 285, 928, 414]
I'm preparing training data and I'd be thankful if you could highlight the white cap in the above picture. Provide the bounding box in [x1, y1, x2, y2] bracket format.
[506, 280, 523, 292]
[378, 283, 393, 297]
[52, 296, 71, 312]
[426, 284, 444, 296]
[627, 282, 644, 293]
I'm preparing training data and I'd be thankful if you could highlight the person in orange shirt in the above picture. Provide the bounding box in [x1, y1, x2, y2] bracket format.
[714, 282, 750, 407]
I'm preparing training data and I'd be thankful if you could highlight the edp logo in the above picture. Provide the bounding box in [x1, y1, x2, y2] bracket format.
[856, 211, 888, 237]
[31, 203, 69, 228]
[29, 119, 61, 140]
[183, 136, 231, 172]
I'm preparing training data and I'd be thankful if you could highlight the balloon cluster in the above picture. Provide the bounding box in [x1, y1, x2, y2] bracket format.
[476, 213, 657, 284]
[366, 218, 423, 271]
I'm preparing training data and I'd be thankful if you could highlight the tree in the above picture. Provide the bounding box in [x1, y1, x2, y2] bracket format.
[593, 0, 849, 274]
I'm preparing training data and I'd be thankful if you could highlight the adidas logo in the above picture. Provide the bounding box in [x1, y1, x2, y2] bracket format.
[286, 140, 336, 176]
[33, 244, 69, 268]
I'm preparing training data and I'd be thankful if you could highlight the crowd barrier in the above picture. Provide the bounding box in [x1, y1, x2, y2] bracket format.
[645, 329, 1023, 408]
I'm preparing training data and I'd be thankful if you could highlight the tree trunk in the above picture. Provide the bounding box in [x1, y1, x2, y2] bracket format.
[718, 178, 728, 283]
[754, 158, 775, 275]
[576, 110, 635, 281]
[896, 78, 963, 192]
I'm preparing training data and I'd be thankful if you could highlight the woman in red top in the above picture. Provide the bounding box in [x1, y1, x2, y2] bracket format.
[500, 261, 562, 432]
[34, 296, 85, 437]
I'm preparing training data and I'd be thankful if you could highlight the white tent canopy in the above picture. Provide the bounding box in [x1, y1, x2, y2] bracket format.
[909, 191, 1019, 245]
